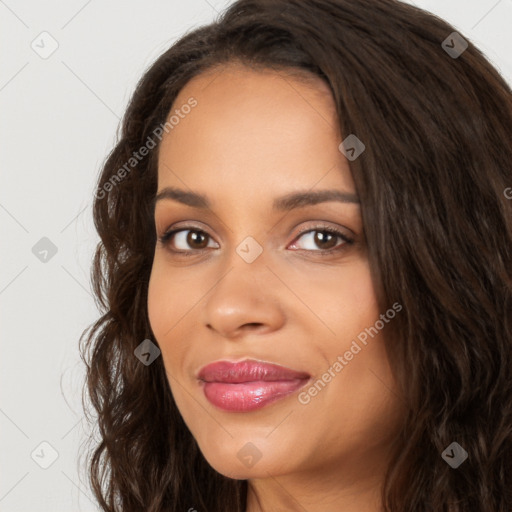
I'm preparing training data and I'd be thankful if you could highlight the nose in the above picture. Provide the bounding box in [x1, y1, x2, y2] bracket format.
[201, 259, 286, 340]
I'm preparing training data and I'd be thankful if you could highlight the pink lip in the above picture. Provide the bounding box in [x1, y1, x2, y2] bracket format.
[197, 359, 311, 412]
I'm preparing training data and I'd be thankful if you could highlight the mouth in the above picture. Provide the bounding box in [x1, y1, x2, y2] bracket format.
[197, 359, 311, 412]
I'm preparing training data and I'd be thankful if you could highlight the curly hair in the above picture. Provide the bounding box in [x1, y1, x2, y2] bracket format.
[79, 0, 512, 510]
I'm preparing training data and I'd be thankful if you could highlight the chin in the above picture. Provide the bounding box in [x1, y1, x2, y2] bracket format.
[197, 440, 292, 480]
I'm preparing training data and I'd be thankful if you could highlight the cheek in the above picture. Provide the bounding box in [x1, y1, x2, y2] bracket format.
[314, 260, 380, 341]
[147, 258, 209, 383]
[147, 258, 193, 341]
[147, 282, 203, 444]
[322, 267, 400, 439]
[147, 265, 190, 406]
[147, 264, 167, 339]
[341, 260, 379, 312]
[147, 262, 185, 373]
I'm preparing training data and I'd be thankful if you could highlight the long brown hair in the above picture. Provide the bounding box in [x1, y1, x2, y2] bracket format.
[79, 0, 512, 510]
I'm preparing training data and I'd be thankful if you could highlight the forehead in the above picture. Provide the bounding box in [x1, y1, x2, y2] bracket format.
[156, 63, 355, 199]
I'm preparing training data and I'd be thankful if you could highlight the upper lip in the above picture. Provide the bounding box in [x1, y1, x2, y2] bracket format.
[197, 359, 311, 383]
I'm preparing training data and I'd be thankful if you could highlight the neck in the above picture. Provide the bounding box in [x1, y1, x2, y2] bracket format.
[245, 463, 386, 512]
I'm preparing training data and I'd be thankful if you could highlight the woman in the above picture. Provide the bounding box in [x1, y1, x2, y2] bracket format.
[80, 0, 512, 510]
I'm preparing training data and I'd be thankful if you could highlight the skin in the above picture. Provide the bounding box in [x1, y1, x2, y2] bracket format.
[147, 62, 405, 512]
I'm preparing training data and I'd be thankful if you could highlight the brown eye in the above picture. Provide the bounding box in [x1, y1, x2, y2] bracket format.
[289, 227, 353, 253]
[186, 230, 209, 249]
[159, 228, 218, 252]
[312, 231, 338, 250]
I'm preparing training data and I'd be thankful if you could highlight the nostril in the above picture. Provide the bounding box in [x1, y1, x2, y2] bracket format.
[244, 322, 263, 328]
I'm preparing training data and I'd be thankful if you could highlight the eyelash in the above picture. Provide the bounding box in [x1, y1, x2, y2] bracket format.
[158, 224, 354, 257]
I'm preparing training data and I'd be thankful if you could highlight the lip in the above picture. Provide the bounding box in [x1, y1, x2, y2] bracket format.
[197, 359, 311, 412]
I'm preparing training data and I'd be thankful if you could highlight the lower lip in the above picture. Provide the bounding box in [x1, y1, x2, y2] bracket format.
[202, 379, 308, 412]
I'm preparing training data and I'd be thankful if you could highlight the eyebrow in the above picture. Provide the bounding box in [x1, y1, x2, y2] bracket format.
[154, 186, 360, 211]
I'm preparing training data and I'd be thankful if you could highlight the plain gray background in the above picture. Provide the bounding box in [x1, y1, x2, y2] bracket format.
[1, 0, 511, 510]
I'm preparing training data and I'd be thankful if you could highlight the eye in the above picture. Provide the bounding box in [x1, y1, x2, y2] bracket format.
[158, 224, 354, 256]
[288, 226, 353, 254]
[159, 227, 218, 253]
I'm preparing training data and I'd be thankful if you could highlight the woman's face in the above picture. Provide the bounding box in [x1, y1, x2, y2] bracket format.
[148, 63, 404, 488]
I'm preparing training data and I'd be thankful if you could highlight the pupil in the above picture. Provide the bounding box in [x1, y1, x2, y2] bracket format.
[188, 230, 208, 249]
[316, 231, 336, 249]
